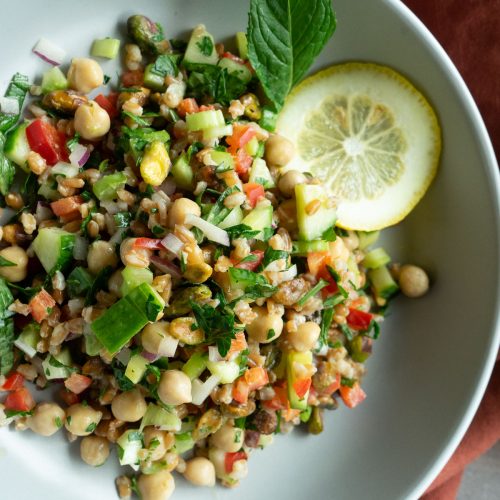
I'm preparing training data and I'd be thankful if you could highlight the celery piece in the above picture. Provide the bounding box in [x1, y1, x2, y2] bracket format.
[202, 124, 233, 140]
[41, 67, 68, 93]
[143, 63, 166, 91]
[236, 32, 249, 60]
[182, 351, 208, 380]
[140, 403, 181, 431]
[244, 136, 259, 157]
[362, 247, 391, 270]
[116, 429, 143, 468]
[174, 432, 195, 454]
[186, 110, 225, 132]
[14, 323, 40, 358]
[125, 354, 149, 384]
[210, 150, 234, 171]
[206, 360, 240, 383]
[32, 227, 75, 273]
[121, 266, 153, 296]
[259, 105, 277, 132]
[286, 350, 313, 410]
[171, 153, 194, 191]
[93, 172, 127, 201]
[91, 38, 121, 59]
[368, 265, 399, 299]
[218, 206, 243, 230]
[357, 230, 380, 250]
[241, 205, 273, 240]
[291, 239, 329, 256]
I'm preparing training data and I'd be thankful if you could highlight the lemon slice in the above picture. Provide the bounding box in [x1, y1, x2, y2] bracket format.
[276, 62, 441, 230]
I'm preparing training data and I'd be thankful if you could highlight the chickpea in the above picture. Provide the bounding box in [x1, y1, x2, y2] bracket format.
[143, 427, 174, 461]
[26, 402, 65, 437]
[74, 101, 110, 140]
[157, 370, 192, 406]
[137, 470, 175, 500]
[288, 321, 320, 352]
[80, 435, 110, 466]
[68, 58, 104, 93]
[183, 457, 216, 487]
[209, 423, 244, 453]
[108, 269, 124, 297]
[141, 322, 170, 355]
[111, 388, 147, 422]
[264, 134, 295, 167]
[65, 403, 102, 436]
[278, 170, 307, 198]
[246, 306, 283, 343]
[399, 264, 429, 298]
[167, 198, 201, 229]
[0, 246, 28, 283]
[87, 240, 118, 275]
[120, 237, 152, 268]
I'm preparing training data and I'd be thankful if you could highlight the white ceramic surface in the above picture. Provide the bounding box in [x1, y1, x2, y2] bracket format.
[1, 1, 499, 499]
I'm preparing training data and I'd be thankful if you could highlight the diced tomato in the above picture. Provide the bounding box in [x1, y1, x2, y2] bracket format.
[243, 182, 265, 208]
[121, 69, 144, 87]
[59, 387, 80, 406]
[94, 93, 118, 119]
[50, 195, 83, 222]
[26, 119, 68, 166]
[4, 387, 35, 413]
[222, 52, 246, 64]
[227, 124, 257, 154]
[339, 382, 367, 409]
[307, 251, 330, 276]
[225, 332, 248, 360]
[1, 373, 24, 391]
[29, 289, 56, 324]
[198, 104, 215, 111]
[346, 308, 373, 331]
[234, 249, 264, 271]
[225, 451, 247, 473]
[292, 377, 312, 399]
[316, 266, 339, 296]
[233, 366, 269, 404]
[64, 373, 92, 395]
[234, 149, 253, 179]
[177, 98, 199, 118]
[232, 378, 250, 404]
[282, 408, 301, 422]
[263, 382, 288, 411]
[133, 238, 164, 250]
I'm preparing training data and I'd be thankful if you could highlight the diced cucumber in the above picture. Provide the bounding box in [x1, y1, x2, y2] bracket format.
[182, 351, 208, 380]
[368, 265, 399, 299]
[202, 124, 233, 140]
[244, 136, 259, 156]
[67, 267, 93, 298]
[125, 354, 149, 384]
[51, 161, 79, 178]
[218, 206, 243, 229]
[206, 360, 240, 383]
[241, 205, 273, 240]
[235, 32, 248, 60]
[218, 58, 252, 83]
[171, 153, 194, 190]
[228, 267, 258, 291]
[186, 110, 225, 132]
[357, 230, 380, 250]
[14, 322, 40, 358]
[38, 182, 60, 201]
[295, 184, 336, 241]
[4, 123, 30, 171]
[140, 403, 181, 432]
[84, 329, 103, 356]
[291, 239, 329, 256]
[143, 63, 166, 92]
[116, 429, 143, 468]
[41, 67, 68, 93]
[32, 227, 76, 273]
[362, 247, 391, 270]
[42, 347, 73, 380]
[258, 434, 274, 448]
[286, 350, 313, 410]
[93, 172, 127, 201]
[259, 105, 277, 132]
[183, 24, 219, 69]
[174, 432, 195, 454]
[91, 38, 121, 59]
[210, 150, 234, 171]
[121, 266, 153, 296]
[248, 158, 275, 188]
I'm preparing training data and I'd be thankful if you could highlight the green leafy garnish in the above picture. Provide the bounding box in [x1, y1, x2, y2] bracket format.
[297, 279, 329, 307]
[0, 132, 15, 196]
[0, 73, 30, 133]
[225, 224, 261, 239]
[261, 247, 288, 269]
[0, 255, 16, 267]
[85, 422, 97, 433]
[196, 36, 214, 56]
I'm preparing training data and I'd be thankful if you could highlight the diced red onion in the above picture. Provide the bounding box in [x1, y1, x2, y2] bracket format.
[35, 202, 53, 222]
[184, 213, 230, 246]
[150, 255, 182, 279]
[208, 346, 224, 363]
[279, 264, 298, 282]
[73, 236, 89, 261]
[33, 37, 66, 66]
[161, 233, 184, 257]
[69, 143, 90, 167]
[141, 350, 159, 362]
[158, 177, 176, 196]
[158, 334, 179, 358]
[191, 374, 221, 406]
[0, 97, 19, 115]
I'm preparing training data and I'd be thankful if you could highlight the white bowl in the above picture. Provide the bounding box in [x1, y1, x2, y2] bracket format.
[1, 1, 499, 499]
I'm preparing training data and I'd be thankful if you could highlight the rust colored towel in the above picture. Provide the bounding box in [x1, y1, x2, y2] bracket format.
[402, 1, 500, 498]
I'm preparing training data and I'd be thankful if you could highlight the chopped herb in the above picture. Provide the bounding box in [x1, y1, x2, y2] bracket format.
[340, 376, 356, 388]
[267, 328, 276, 340]
[238, 254, 258, 264]
[145, 295, 162, 321]
[114, 211, 132, 228]
[103, 74, 111, 84]
[228, 267, 277, 300]
[196, 36, 214, 56]
[180, 253, 187, 273]
[128, 430, 143, 442]
[322, 226, 337, 242]
[98, 159, 110, 172]
[4, 409, 33, 418]
[323, 292, 346, 309]
[66, 416, 72, 426]
[85, 266, 113, 306]
[225, 224, 261, 239]
[152, 225, 165, 235]
[261, 247, 288, 269]
[81, 206, 97, 237]
[340, 324, 354, 341]
[206, 186, 238, 226]
[214, 246, 224, 261]
[0, 255, 16, 267]
[234, 417, 246, 429]
[297, 279, 329, 307]
[85, 422, 97, 433]
[150, 54, 178, 79]
[122, 111, 151, 127]
[66, 133, 81, 151]
[149, 437, 161, 450]
[112, 360, 135, 391]
[319, 307, 334, 349]
[238, 348, 249, 376]
[55, 416, 63, 428]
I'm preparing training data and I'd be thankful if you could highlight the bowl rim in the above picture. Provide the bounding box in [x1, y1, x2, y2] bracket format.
[388, 0, 500, 497]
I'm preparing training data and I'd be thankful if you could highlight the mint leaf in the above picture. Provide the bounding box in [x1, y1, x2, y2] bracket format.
[0, 132, 15, 196]
[247, 0, 336, 109]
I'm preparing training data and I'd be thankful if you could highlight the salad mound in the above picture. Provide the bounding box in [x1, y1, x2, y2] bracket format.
[0, 3, 431, 499]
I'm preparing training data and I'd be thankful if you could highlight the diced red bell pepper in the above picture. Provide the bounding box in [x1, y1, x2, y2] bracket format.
[263, 381, 289, 411]
[292, 377, 312, 399]
[94, 93, 118, 119]
[1, 373, 24, 391]
[222, 52, 246, 65]
[121, 69, 144, 87]
[234, 249, 264, 271]
[233, 149, 253, 178]
[177, 98, 199, 118]
[29, 289, 56, 323]
[227, 124, 257, 154]
[26, 119, 68, 166]
[243, 183, 265, 208]
[50, 195, 84, 222]
[64, 373, 92, 395]
[4, 387, 35, 412]
[133, 238, 164, 250]
[339, 382, 366, 409]
[346, 308, 373, 331]
[225, 451, 247, 473]
[232, 378, 250, 404]
[233, 366, 269, 404]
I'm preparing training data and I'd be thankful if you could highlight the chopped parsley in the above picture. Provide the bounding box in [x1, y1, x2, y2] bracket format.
[196, 36, 214, 56]
[297, 279, 329, 307]
[261, 247, 288, 269]
[0, 255, 16, 267]
[85, 422, 97, 433]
